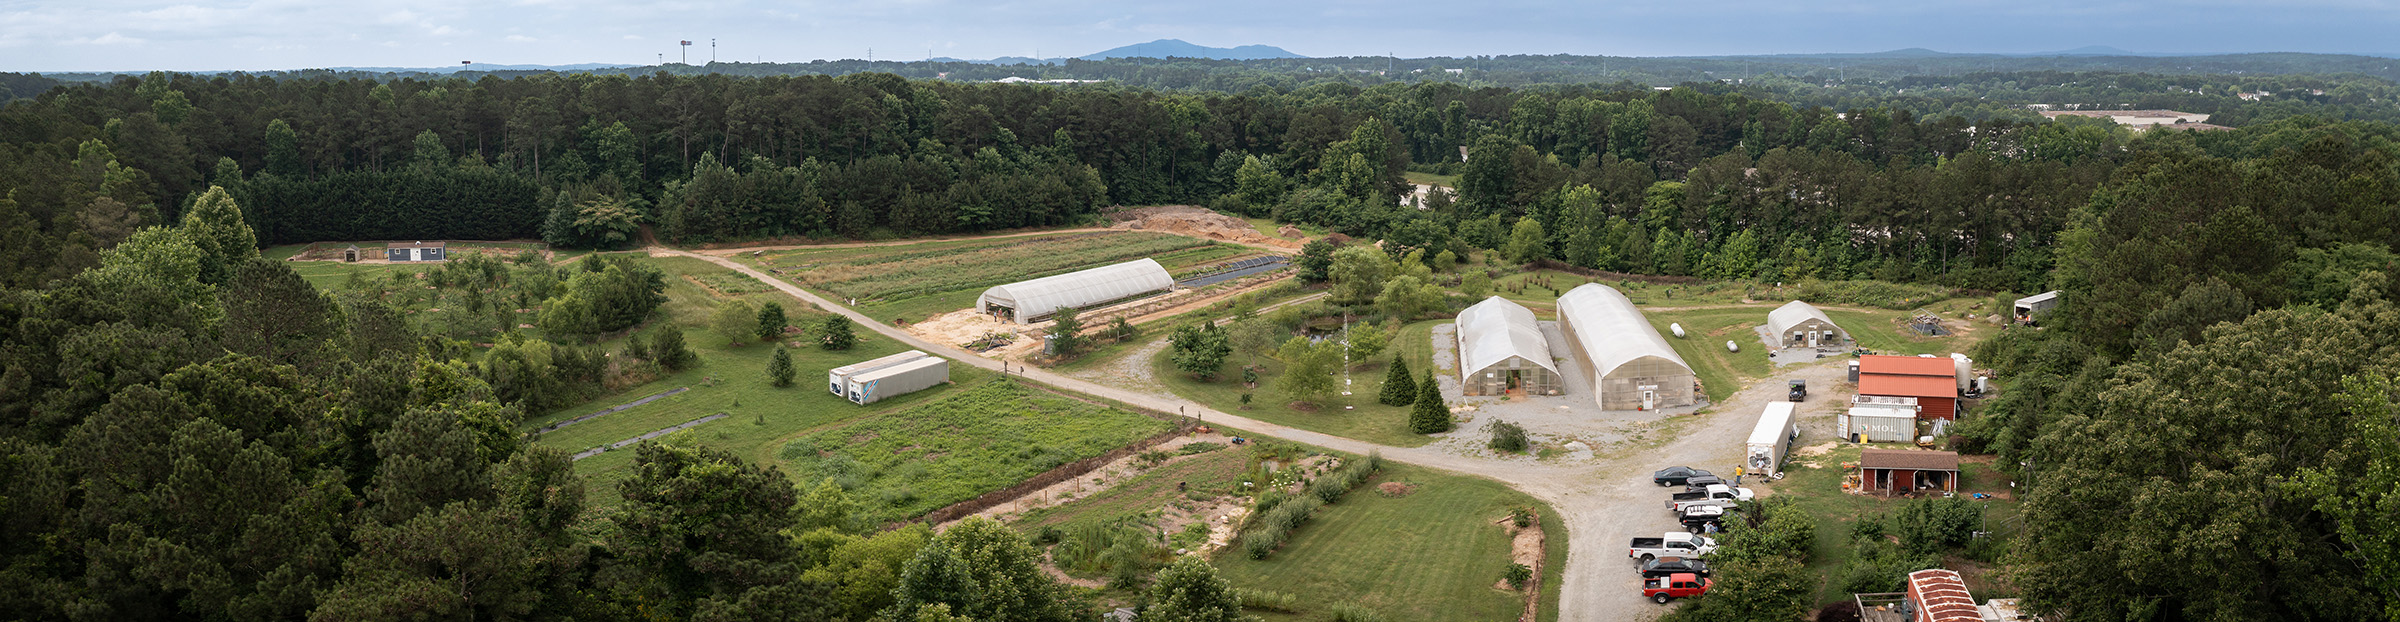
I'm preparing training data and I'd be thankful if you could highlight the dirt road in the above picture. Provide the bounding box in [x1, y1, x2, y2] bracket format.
[663, 246, 1837, 622]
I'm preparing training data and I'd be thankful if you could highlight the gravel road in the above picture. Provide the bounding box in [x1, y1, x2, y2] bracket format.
[668, 247, 1845, 622]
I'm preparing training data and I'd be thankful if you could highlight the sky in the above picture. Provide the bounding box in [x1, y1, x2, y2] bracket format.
[6, 0, 2400, 72]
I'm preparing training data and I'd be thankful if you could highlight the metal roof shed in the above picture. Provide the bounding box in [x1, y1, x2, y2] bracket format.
[1455, 296, 1562, 396]
[978, 258, 1174, 323]
[1556, 284, 1695, 410]
[2014, 291, 2062, 324]
[1766, 300, 1847, 348]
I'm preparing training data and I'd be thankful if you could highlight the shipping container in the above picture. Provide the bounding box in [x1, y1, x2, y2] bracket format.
[846, 357, 950, 405]
[827, 350, 929, 396]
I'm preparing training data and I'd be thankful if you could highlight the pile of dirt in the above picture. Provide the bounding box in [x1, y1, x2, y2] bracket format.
[906, 309, 1041, 359]
[1106, 205, 1301, 249]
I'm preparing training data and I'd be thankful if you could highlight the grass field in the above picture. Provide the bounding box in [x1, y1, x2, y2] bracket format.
[777, 379, 1176, 523]
[1646, 307, 1776, 403]
[1008, 443, 1256, 530]
[1152, 320, 1444, 448]
[1216, 462, 1544, 622]
[521, 256, 987, 510]
[741, 231, 1214, 323]
[1402, 171, 1460, 187]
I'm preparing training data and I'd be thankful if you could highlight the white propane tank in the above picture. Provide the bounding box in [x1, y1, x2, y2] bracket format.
[1726, 340, 1740, 352]
[1671, 323, 1686, 338]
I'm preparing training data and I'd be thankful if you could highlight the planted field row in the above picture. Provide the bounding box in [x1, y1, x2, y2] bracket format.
[776, 379, 1175, 523]
[764, 231, 1210, 302]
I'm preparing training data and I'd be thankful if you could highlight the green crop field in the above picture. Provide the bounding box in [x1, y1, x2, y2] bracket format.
[1215, 462, 1553, 622]
[777, 379, 1176, 523]
[743, 231, 1213, 323]
[1151, 320, 1443, 448]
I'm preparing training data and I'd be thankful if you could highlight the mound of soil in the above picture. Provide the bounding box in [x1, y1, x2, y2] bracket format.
[1106, 205, 1302, 249]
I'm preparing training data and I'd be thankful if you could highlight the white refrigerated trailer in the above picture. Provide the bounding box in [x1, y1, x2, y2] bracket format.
[827, 350, 929, 396]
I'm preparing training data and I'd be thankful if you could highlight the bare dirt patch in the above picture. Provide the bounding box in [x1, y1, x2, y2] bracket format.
[1377, 481, 1419, 497]
[905, 309, 1041, 359]
[1107, 205, 1303, 250]
[1491, 512, 1548, 622]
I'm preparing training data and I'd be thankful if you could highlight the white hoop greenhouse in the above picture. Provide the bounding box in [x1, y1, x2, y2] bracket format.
[1556, 283, 1696, 410]
[977, 258, 1175, 323]
[1766, 300, 1847, 348]
[1455, 296, 1562, 396]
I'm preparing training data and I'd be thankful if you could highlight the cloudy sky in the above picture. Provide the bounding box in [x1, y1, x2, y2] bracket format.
[6, 0, 2399, 72]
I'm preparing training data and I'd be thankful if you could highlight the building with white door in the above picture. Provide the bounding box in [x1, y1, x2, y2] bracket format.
[1556, 284, 1696, 410]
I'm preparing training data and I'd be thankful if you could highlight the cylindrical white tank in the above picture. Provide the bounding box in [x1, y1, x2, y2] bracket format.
[1671, 323, 1686, 338]
[1950, 353, 1973, 393]
[1726, 340, 1740, 352]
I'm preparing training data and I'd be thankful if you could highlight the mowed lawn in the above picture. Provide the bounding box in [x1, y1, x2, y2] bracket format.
[1645, 307, 1776, 403]
[1763, 443, 2024, 605]
[1153, 320, 1444, 448]
[1215, 463, 1549, 622]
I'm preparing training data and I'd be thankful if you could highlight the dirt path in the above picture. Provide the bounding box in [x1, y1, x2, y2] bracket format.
[659, 245, 1855, 622]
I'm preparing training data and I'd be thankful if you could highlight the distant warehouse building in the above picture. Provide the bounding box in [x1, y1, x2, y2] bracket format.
[1557, 284, 1696, 410]
[1455, 296, 1562, 396]
[2013, 291, 2061, 325]
[978, 258, 1174, 323]
[1766, 300, 1847, 349]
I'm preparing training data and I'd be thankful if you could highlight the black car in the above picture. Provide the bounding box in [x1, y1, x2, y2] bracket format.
[1653, 466, 1714, 487]
[1638, 557, 1712, 579]
[1788, 379, 1808, 402]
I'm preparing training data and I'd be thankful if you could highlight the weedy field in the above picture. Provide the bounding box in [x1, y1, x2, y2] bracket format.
[777, 379, 1176, 523]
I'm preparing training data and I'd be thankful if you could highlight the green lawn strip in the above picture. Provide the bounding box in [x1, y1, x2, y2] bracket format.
[1047, 281, 1321, 375]
[1645, 307, 1775, 402]
[748, 231, 1207, 304]
[1154, 244, 1255, 273]
[1214, 462, 1532, 622]
[1152, 339, 1432, 449]
[1007, 445, 1255, 531]
[1535, 501, 1569, 622]
[1402, 171, 1460, 187]
[776, 379, 1177, 523]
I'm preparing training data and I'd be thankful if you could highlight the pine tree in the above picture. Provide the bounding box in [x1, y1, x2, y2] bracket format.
[767, 347, 795, 387]
[1379, 358, 1417, 406]
[1411, 372, 1450, 434]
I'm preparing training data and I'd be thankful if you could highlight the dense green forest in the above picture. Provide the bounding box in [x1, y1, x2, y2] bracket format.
[1, 65, 2398, 621]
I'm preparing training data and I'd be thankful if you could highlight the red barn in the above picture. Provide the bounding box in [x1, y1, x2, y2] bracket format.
[1857, 355, 1959, 420]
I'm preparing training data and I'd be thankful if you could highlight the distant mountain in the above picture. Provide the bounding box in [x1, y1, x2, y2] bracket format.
[1079, 39, 1305, 61]
[2035, 45, 2139, 57]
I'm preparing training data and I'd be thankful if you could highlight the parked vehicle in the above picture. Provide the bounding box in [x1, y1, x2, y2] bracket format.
[1627, 532, 1719, 562]
[1745, 401, 1799, 479]
[1637, 557, 1712, 579]
[1643, 573, 1712, 604]
[1668, 484, 1755, 513]
[1788, 379, 1808, 401]
[1652, 466, 1714, 487]
[1682, 475, 1727, 489]
[1677, 505, 1736, 532]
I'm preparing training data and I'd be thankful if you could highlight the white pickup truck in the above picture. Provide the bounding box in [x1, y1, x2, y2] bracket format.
[1626, 532, 1719, 562]
[1666, 484, 1756, 513]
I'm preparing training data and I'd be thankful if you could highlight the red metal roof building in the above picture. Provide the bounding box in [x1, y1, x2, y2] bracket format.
[1858, 356, 1959, 420]
[1906, 569, 1980, 622]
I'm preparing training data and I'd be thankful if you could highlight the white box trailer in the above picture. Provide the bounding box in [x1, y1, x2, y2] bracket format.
[846, 357, 949, 405]
[1746, 402, 1798, 478]
[827, 350, 929, 396]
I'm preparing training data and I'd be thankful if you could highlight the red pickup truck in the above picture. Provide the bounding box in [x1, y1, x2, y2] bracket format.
[1642, 572, 1711, 604]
